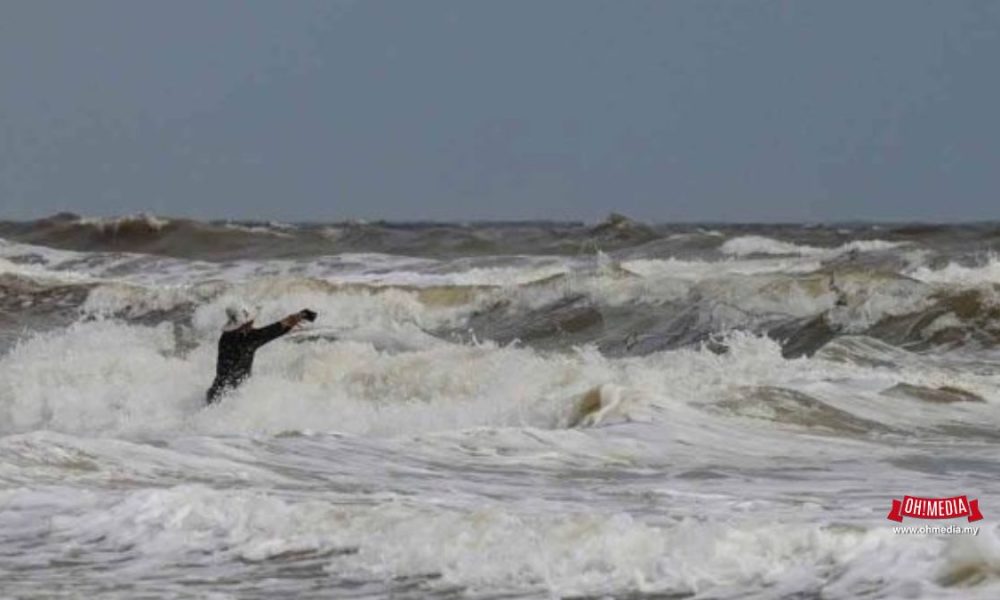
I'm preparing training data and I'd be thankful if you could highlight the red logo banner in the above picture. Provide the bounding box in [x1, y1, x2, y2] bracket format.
[887, 495, 983, 522]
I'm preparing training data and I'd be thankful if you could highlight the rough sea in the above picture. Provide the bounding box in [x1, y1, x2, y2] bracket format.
[3, 213, 1000, 598]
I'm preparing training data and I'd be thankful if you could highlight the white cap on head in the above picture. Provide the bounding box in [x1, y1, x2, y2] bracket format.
[223, 303, 257, 331]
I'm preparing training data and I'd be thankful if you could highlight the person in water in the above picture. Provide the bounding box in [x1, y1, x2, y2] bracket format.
[206, 304, 317, 404]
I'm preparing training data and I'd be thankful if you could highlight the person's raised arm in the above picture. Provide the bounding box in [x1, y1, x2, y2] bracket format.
[247, 309, 316, 345]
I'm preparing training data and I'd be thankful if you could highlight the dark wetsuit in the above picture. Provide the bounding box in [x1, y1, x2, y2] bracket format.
[206, 321, 292, 404]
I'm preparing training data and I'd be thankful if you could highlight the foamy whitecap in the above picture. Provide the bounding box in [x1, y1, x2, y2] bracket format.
[720, 235, 904, 258]
[908, 255, 1000, 286]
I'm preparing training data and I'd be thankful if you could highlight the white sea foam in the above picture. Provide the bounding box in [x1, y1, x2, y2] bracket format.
[622, 256, 824, 279]
[3, 471, 998, 598]
[908, 254, 1000, 286]
[2, 316, 996, 442]
[0, 485, 953, 596]
[76, 212, 172, 231]
[0, 238, 570, 289]
[721, 235, 828, 257]
[720, 235, 904, 258]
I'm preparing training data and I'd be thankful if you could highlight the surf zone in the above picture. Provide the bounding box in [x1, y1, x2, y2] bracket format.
[887, 495, 983, 522]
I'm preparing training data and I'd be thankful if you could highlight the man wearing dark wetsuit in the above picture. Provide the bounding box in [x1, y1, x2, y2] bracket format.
[206, 305, 317, 404]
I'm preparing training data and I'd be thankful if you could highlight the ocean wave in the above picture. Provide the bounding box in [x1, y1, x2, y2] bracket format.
[720, 235, 904, 258]
[76, 212, 171, 232]
[907, 254, 1000, 285]
[222, 222, 296, 238]
[7, 240, 1000, 364]
[0, 213, 666, 260]
[0, 213, 949, 262]
[3, 312, 996, 441]
[721, 235, 829, 257]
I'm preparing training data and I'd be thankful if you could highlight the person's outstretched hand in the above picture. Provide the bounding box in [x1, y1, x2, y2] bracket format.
[281, 309, 316, 328]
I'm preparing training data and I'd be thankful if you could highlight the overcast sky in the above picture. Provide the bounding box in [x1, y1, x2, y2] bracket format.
[1, 1, 998, 222]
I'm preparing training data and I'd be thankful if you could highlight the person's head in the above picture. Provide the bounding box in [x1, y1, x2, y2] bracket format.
[223, 303, 257, 331]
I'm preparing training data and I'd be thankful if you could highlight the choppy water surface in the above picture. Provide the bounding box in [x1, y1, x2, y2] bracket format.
[3, 214, 1000, 598]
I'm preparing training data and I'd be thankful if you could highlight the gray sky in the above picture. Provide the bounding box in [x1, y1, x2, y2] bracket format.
[1, 0, 998, 222]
